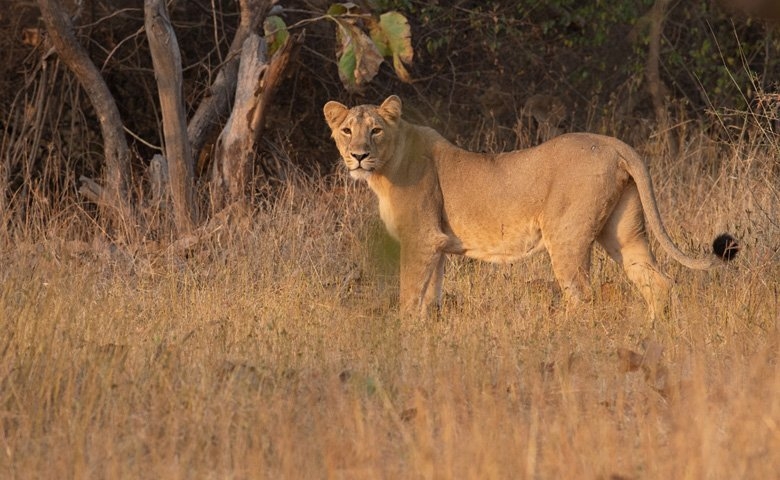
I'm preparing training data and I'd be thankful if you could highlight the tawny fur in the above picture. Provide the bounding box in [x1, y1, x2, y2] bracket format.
[324, 95, 733, 318]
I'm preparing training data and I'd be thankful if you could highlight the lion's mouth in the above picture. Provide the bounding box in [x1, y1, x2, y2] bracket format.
[347, 158, 374, 172]
[347, 163, 375, 179]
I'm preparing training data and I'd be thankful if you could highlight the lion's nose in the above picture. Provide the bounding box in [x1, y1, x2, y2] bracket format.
[351, 152, 369, 162]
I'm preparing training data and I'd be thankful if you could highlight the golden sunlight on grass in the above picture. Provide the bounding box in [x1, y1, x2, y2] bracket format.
[1, 137, 778, 478]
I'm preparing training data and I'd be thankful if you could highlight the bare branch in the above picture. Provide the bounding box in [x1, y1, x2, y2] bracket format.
[187, 0, 275, 161]
[210, 30, 300, 210]
[78, 175, 103, 204]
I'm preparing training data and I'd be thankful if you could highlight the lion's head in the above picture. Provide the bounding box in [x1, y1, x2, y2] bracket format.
[323, 95, 402, 180]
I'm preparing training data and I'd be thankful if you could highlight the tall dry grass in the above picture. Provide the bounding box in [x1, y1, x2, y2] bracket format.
[1, 124, 779, 479]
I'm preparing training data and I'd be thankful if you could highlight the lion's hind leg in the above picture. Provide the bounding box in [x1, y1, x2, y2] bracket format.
[545, 238, 594, 308]
[597, 184, 671, 319]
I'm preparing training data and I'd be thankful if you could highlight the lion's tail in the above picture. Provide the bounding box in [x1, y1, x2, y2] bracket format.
[616, 146, 738, 269]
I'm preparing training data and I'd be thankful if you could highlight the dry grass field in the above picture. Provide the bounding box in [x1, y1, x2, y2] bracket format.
[1, 129, 778, 479]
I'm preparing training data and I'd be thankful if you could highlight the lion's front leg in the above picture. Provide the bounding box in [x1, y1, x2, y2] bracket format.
[399, 246, 445, 317]
[423, 254, 446, 308]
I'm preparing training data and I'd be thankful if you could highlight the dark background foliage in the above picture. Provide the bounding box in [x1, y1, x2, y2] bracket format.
[1, 0, 777, 235]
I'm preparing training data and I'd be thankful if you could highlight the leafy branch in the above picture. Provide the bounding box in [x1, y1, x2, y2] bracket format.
[265, 2, 413, 92]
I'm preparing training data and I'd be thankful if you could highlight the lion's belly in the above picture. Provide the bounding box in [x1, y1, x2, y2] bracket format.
[448, 221, 545, 263]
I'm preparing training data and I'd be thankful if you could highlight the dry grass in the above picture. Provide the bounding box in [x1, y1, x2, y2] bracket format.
[1, 131, 779, 479]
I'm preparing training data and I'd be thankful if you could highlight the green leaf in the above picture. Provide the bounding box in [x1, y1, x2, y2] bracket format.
[337, 36, 357, 88]
[369, 11, 413, 82]
[333, 18, 384, 92]
[263, 16, 289, 56]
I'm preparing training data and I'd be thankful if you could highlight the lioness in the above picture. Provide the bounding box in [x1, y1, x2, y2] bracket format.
[323, 95, 737, 318]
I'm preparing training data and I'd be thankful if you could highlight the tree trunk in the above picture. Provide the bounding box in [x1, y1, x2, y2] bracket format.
[37, 0, 136, 241]
[187, 0, 273, 165]
[646, 0, 670, 124]
[210, 30, 299, 210]
[646, 0, 678, 157]
[145, 0, 196, 235]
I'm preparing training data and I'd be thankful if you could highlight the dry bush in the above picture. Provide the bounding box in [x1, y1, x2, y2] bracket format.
[0, 122, 778, 478]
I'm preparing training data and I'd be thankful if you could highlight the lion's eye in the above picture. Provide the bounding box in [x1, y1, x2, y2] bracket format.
[371, 127, 382, 135]
[341, 127, 351, 135]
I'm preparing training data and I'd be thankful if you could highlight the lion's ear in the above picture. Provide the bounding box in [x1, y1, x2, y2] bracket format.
[323, 101, 348, 130]
[378, 95, 402, 123]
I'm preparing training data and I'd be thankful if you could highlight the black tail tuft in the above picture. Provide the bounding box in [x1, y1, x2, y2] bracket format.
[713, 233, 739, 261]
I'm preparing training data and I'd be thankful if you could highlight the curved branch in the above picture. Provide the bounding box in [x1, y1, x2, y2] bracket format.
[38, 0, 135, 239]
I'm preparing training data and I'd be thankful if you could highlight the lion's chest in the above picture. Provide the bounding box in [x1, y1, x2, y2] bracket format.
[377, 197, 401, 240]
